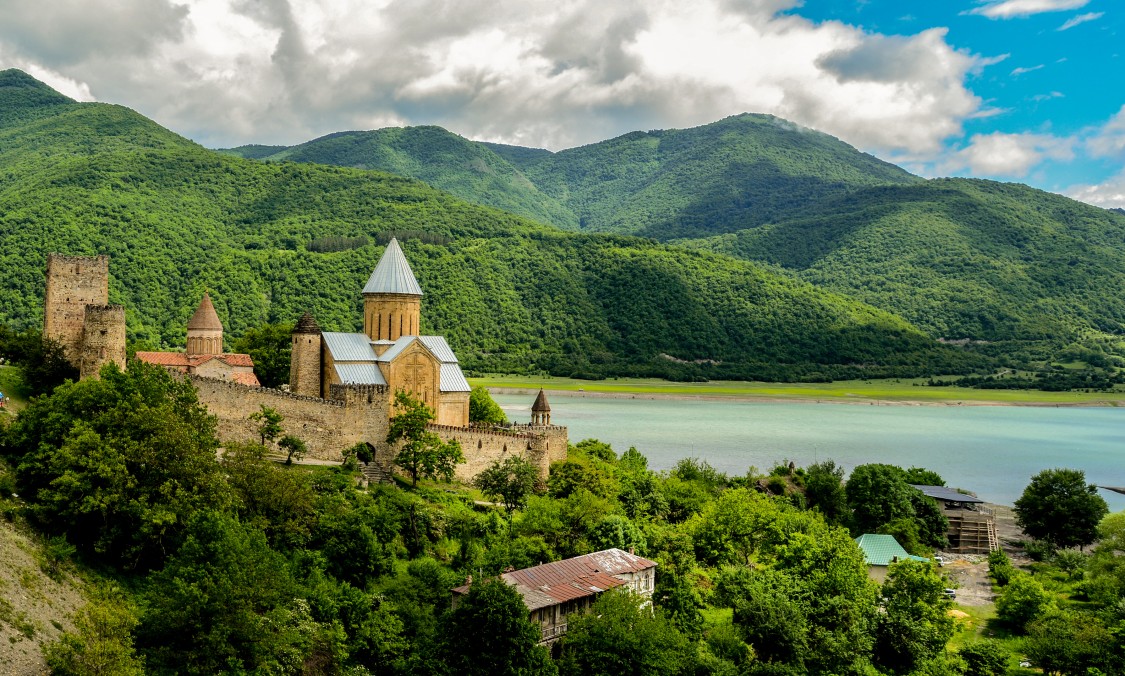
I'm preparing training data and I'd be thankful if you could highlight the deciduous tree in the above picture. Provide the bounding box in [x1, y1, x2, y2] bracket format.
[442, 579, 556, 676]
[1014, 468, 1108, 549]
[386, 390, 464, 486]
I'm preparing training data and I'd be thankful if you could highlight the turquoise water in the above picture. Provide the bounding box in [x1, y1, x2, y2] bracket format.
[495, 394, 1125, 511]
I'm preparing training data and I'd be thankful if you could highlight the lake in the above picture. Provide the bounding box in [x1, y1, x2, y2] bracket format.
[494, 393, 1125, 511]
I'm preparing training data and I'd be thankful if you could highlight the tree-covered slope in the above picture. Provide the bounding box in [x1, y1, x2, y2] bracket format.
[0, 70, 969, 381]
[222, 126, 578, 228]
[690, 179, 1125, 344]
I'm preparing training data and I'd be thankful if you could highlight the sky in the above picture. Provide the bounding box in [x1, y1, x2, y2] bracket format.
[0, 0, 1122, 208]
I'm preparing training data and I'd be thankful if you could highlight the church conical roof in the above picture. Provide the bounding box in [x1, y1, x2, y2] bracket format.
[532, 388, 551, 412]
[187, 293, 223, 331]
[293, 311, 321, 334]
[362, 238, 423, 295]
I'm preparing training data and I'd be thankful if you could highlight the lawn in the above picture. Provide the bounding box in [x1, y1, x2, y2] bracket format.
[0, 365, 27, 414]
[470, 374, 1125, 406]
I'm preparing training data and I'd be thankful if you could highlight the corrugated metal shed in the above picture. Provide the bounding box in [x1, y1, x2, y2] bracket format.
[334, 363, 387, 386]
[439, 363, 471, 392]
[911, 485, 983, 504]
[322, 332, 377, 362]
[362, 238, 423, 295]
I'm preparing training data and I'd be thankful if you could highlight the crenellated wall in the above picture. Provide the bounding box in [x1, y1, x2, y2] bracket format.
[429, 423, 569, 481]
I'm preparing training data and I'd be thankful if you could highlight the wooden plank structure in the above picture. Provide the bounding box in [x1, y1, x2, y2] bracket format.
[912, 485, 998, 554]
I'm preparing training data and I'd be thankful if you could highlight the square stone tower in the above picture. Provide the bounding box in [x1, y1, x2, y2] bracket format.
[44, 254, 109, 362]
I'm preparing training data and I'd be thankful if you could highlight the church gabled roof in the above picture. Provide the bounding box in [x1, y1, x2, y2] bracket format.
[187, 293, 223, 331]
[532, 388, 551, 412]
[362, 238, 423, 296]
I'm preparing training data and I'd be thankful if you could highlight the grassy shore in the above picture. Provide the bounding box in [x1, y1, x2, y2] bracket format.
[470, 374, 1125, 406]
[0, 365, 26, 414]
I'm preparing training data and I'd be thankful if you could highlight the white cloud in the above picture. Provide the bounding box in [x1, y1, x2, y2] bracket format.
[1066, 172, 1125, 209]
[1058, 11, 1103, 30]
[1030, 91, 1064, 102]
[967, 0, 1089, 19]
[1011, 64, 1045, 76]
[1086, 105, 1125, 158]
[946, 132, 1075, 177]
[0, 0, 986, 156]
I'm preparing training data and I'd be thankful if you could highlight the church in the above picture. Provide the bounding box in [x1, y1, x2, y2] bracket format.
[288, 238, 472, 427]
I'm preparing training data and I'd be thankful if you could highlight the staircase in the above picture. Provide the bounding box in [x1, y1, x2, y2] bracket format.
[362, 462, 394, 485]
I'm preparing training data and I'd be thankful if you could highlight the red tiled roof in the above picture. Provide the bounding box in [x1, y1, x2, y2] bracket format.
[453, 548, 657, 611]
[135, 351, 191, 368]
[218, 353, 255, 367]
[230, 372, 261, 387]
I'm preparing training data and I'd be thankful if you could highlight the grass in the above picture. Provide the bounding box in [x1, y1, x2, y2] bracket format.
[0, 366, 27, 414]
[471, 374, 1125, 406]
[947, 603, 1037, 674]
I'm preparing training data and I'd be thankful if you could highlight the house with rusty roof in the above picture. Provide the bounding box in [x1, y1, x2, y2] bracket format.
[453, 548, 657, 644]
[136, 293, 260, 387]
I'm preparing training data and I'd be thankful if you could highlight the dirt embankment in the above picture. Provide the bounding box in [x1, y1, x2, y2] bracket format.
[0, 518, 87, 675]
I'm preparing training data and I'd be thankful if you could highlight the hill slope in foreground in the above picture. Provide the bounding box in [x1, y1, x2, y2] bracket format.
[0, 69, 972, 381]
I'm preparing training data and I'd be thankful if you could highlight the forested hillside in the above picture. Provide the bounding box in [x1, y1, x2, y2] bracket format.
[688, 180, 1125, 348]
[0, 70, 971, 381]
[224, 113, 919, 240]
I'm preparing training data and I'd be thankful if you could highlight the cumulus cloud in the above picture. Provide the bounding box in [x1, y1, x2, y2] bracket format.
[1066, 172, 1125, 209]
[966, 0, 1089, 19]
[1086, 105, 1125, 158]
[946, 131, 1075, 177]
[0, 0, 986, 156]
[1058, 11, 1103, 30]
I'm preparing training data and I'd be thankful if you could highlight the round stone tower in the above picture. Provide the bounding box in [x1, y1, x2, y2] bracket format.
[531, 388, 551, 426]
[289, 311, 322, 397]
[186, 293, 223, 356]
[362, 238, 422, 342]
[79, 304, 126, 380]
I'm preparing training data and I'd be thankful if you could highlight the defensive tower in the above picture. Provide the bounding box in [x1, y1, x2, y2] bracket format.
[531, 388, 552, 426]
[44, 254, 109, 362]
[289, 311, 323, 397]
[79, 304, 127, 379]
[186, 293, 223, 356]
[362, 238, 422, 342]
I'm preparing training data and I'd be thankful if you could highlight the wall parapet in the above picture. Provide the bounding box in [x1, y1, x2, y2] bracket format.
[188, 374, 346, 407]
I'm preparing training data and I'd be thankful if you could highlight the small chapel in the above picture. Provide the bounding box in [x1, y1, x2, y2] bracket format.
[288, 238, 472, 427]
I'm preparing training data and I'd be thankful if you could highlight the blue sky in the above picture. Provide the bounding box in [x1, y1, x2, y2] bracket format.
[795, 0, 1123, 202]
[0, 0, 1122, 207]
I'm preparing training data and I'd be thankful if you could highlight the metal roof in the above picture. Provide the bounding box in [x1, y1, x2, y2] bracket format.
[334, 362, 387, 386]
[419, 335, 459, 363]
[440, 363, 471, 392]
[855, 534, 929, 566]
[362, 238, 423, 296]
[322, 332, 377, 362]
[375, 336, 416, 363]
[911, 485, 983, 504]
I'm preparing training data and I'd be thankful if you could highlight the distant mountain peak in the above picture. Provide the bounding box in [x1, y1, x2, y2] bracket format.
[0, 69, 75, 104]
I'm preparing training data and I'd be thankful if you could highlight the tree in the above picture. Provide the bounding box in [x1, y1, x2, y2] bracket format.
[1087, 511, 1125, 605]
[386, 390, 464, 486]
[1025, 611, 1115, 675]
[231, 323, 293, 389]
[845, 463, 915, 533]
[220, 442, 316, 551]
[442, 579, 556, 676]
[249, 405, 284, 446]
[958, 640, 1009, 676]
[474, 456, 539, 529]
[469, 385, 508, 424]
[45, 589, 145, 676]
[873, 559, 955, 674]
[1014, 468, 1109, 549]
[995, 572, 1055, 632]
[559, 589, 695, 676]
[804, 460, 848, 524]
[7, 361, 230, 570]
[278, 434, 307, 465]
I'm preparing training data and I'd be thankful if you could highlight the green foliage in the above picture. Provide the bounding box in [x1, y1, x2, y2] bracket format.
[957, 640, 1009, 676]
[231, 322, 292, 389]
[386, 390, 465, 486]
[845, 463, 947, 549]
[6, 360, 230, 569]
[803, 460, 848, 524]
[1025, 611, 1117, 675]
[0, 328, 77, 396]
[1085, 511, 1125, 605]
[903, 467, 945, 486]
[44, 588, 145, 676]
[279, 434, 307, 465]
[220, 442, 317, 550]
[559, 589, 694, 676]
[474, 455, 539, 522]
[1015, 468, 1109, 549]
[995, 572, 1055, 632]
[442, 579, 556, 676]
[873, 559, 954, 674]
[468, 385, 508, 424]
[988, 549, 1015, 587]
[249, 404, 284, 446]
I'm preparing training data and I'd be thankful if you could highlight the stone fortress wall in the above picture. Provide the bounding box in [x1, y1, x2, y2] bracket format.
[79, 304, 127, 380]
[44, 254, 126, 378]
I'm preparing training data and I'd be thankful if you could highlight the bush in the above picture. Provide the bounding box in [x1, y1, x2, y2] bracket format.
[959, 639, 1009, 676]
[996, 572, 1055, 632]
[987, 549, 1014, 587]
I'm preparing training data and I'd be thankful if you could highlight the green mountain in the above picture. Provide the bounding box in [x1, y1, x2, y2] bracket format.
[0, 70, 969, 382]
[222, 127, 578, 228]
[223, 114, 918, 240]
[687, 180, 1125, 347]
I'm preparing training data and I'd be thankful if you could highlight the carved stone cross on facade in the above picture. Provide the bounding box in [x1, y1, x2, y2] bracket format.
[402, 352, 432, 404]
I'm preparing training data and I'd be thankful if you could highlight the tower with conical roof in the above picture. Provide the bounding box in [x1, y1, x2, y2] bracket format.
[362, 238, 423, 343]
[186, 293, 223, 356]
[531, 388, 551, 426]
[290, 311, 323, 397]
